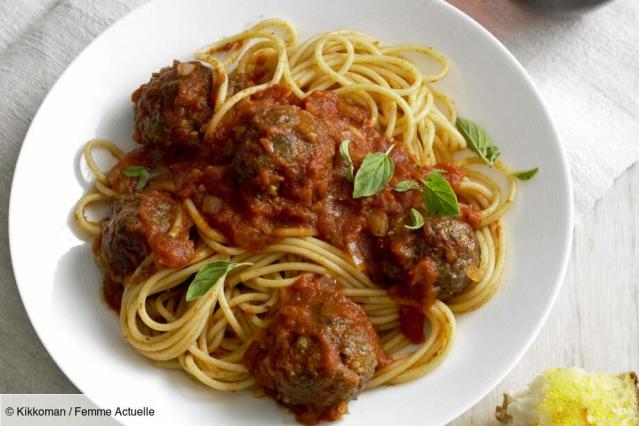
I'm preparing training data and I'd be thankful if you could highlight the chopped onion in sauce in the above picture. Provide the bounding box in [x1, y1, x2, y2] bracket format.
[176, 62, 195, 76]
[260, 137, 274, 153]
[346, 240, 366, 271]
[202, 195, 222, 215]
[466, 264, 482, 282]
[368, 210, 389, 237]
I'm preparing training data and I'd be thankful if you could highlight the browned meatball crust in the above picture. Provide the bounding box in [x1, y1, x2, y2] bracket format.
[421, 216, 480, 299]
[379, 215, 480, 300]
[132, 60, 213, 147]
[99, 191, 195, 283]
[99, 195, 149, 282]
[244, 274, 387, 424]
[231, 103, 335, 203]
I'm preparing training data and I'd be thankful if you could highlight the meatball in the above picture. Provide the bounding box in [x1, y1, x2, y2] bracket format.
[99, 191, 195, 282]
[381, 215, 479, 301]
[231, 104, 334, 203]
[132, 60, 213, 147]
[421, 216, 480, 299]
[244, 274, 386, 424]
[99, 195, 149, 283]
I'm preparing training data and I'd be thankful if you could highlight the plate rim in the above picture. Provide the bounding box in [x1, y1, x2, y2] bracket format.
[8, 0, 575, 424]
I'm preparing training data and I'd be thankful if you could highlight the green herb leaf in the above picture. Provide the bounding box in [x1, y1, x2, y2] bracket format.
[135, 170, 151, 191]
[122, 166, 153, 191]
[422, 171, 460, 216]
[339, 140, 355, 182]
[122, 166, 147, 177]
[186, 261, 249, 302]
[394, 180, 421, 192]
[353, 152, 394, 198]
[456, 117, 501, 166]
[511, 167, 539, 181]
[405, 208, 425, 230]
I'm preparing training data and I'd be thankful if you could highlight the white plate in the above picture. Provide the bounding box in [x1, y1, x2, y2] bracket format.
[8, 0, 573, 424]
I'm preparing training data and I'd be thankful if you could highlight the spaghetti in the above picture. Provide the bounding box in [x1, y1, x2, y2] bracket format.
[74, 18, 516, 421]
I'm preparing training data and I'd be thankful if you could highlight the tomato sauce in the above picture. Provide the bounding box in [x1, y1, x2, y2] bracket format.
[107, 85, 476, 343]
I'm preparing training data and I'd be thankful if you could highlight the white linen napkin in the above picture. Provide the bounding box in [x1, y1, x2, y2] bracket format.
[450, 0, 639, 217]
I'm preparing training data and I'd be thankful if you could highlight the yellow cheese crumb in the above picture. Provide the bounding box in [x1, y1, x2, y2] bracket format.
[496, 368, 639, 425]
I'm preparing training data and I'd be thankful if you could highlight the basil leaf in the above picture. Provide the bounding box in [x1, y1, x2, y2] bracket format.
[353, 152, 394, 198]
[405, 208, 425, 230]
[486, 145, 500, 163]
[456, 117, 500, 166]
[511, 167, 539, 181]
[186, 261, 249, 301]
[394, 180, 421, 192]
[339, 140, 355, 182]
[135, 170, 151, 191]
[422, 171, 460, 216]
[122, 166, 155, 191]
[122, 166, 147, 177]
